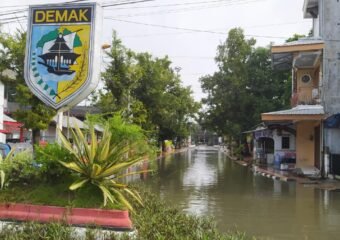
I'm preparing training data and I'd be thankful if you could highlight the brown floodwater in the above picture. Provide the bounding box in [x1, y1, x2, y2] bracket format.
[135, 147, 340, 240]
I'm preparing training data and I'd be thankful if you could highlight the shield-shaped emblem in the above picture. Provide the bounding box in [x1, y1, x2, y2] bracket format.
[25, 3, 102, 110]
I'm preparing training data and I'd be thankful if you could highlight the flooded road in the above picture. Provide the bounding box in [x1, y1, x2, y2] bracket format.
[140, 148, 340, 240]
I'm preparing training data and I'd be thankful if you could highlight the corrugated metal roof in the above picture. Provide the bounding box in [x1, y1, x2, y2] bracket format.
[273, 38, 324, 48]
[262, 105, 324, 116]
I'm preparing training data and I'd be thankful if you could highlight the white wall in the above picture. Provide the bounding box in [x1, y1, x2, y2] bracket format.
[273, 129, 296, 151]
[0, 81, 5, 143]
[313, 16, 320, 38]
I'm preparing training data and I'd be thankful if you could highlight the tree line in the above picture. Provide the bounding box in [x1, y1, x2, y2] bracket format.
[0, 27, 295, 148]
[200, 28, 291, 145]
[0, 29, 199, 147]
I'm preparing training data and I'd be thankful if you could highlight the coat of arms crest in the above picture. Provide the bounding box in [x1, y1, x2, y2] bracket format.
[25, 3, 101, 109]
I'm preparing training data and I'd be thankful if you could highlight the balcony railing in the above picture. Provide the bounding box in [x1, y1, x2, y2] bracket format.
[291, 89, 320, 107]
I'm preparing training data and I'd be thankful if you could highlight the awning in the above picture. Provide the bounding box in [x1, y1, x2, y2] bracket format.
[3, 114, 23, 132]
[303, 0, 319, 18]
[0, 129, 11, 134]
[271, 38, 324, 71]
[262, 105, 325, 121]
[52, 116, 103, 132]
[52, 116, 87, 129]
[293, 51, 321, 68]
[324, 114, 340, 128]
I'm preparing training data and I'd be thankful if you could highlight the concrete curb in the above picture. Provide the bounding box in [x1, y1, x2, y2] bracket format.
[0, 203, 133, 231]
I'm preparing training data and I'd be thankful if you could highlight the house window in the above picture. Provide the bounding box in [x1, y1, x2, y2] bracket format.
[282, 136, 290, 149]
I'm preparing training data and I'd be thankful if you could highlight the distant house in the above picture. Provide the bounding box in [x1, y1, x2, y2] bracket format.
[261, 0, 340, 178]
[247, 123, 296, 169]
[41, 115, 103, 143]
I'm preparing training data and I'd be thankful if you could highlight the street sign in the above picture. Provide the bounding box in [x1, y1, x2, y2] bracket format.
[25, 3, 102, 110]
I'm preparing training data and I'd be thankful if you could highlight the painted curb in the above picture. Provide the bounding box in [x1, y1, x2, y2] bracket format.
[0, 203, 133, 230]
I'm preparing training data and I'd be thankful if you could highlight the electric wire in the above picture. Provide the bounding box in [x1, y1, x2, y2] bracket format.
[105, 17, 289, 39]
[105, 0, 261, 18]
[106, 0, 254, 10]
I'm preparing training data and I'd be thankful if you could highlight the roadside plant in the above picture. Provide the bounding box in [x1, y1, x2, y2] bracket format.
[58, 123, 146, 211]
[0, 167, 4, 189]
[86, 113, 157, 158]
[35, 143, 73, 181]
[0, 148, 16, 189]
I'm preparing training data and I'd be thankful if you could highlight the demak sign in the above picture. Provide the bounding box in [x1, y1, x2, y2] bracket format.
[25, 3, 102, 110]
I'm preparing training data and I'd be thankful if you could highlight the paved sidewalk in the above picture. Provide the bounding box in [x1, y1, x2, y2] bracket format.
[253, 165, 340, 190]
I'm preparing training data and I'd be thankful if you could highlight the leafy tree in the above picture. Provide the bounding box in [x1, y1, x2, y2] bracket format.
[133, 53, 199, 144]
[200, 28, 289, 142]
[0, 30, 55, 147]
[285, 33, 306, 43]
[86, 113, 156, 157]
[99, 31, 145, 123]
[98, 32, 199, 145]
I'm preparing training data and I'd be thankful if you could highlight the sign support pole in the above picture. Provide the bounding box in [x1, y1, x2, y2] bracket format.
[56, 111, 63, 143]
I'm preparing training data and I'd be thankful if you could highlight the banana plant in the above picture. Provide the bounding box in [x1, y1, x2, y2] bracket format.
[58, 123, 147, 211]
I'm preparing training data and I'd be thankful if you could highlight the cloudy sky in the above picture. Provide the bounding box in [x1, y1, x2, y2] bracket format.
[1, 0, 311, 101]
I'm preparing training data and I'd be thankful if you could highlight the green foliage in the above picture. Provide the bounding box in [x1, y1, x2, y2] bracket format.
[0, 176, 115, 209]
[58, 123, 145, 210]
[0, 187, 254, 240]
[0, 148, 16, 189]
[200, 28, 290, 140]
[34, 143, 73, 181]
[0, 221, 132, 240]
[87, 113, 156, 158]
[285, 33, 306, 43]
[0, 30, 56, 147]
[0, 150, 37, 188]
[98, 31, 199, 142]
[132, 187, 254, 240]
[0, 222, 74, 240]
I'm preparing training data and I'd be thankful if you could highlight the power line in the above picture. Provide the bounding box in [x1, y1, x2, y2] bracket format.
[102, 0, 157, 8]
[0, 9, 27, 17]
[120, 21, 310, 38]
[0, 0, 157, 18]
[0, 0, 91, 9]
[0, 15, 26, 22]
[107, 0, 262, 18]
[105, 0, 251, 10]
[105, 17, 288, 39]
[0, 16, 27, 24]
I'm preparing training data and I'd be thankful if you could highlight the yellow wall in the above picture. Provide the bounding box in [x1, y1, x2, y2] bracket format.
[296, 121, 316, 167]
[296, 69, 316, 103]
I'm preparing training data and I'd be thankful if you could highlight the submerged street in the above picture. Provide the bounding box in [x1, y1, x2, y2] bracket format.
[142, 148, 340, 240]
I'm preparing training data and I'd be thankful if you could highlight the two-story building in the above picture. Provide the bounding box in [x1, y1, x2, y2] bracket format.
[262, 0, 340, 178]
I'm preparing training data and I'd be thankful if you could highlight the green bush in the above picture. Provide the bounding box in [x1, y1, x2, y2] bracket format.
[34, 143, 73, 182]
[86, 113, 157, 159]
[0, 150, 37, 187]
[0, 222, 130, 240]
[131, 187, 254, 240]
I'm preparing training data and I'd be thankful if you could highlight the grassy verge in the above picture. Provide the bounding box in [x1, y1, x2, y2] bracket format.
[0, 184, 254, 240]
[0, 178, 122, 209]
[131, 186, 254, 240]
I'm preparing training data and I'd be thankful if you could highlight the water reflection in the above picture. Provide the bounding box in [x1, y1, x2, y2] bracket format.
[183, 150, 217, 188]
[137, 149, 340, 240]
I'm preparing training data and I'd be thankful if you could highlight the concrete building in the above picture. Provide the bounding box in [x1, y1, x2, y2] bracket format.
[262, 0, 340, 177]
